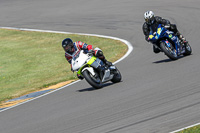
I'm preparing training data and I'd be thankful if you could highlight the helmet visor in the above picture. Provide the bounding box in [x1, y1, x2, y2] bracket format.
[145, 18, 150, 23]
[145, 16, 154, 24]
[64, 43, 74, 53]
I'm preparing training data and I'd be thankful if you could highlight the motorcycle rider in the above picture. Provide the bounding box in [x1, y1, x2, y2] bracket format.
[142, 11, 188, 53]
[62, 38, 112, 79]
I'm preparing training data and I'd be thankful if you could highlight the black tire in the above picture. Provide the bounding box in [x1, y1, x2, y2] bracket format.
[183, 43, 192, 56]
[160, 42, 178, 60]
[82, 70, 103, 89]
[111, 67, 122, 83]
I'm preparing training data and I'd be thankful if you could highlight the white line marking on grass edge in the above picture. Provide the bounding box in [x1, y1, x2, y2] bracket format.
[169, 122, 200, 133]
[0, 27, 133, 113]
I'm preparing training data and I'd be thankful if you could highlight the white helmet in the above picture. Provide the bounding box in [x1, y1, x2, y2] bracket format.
[144, 11, 155, 25]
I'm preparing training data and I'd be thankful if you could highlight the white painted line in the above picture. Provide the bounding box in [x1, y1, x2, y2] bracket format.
[169, 122, 200, 133]
[0, 27, 133, 65]
[0, 27, 133, 113]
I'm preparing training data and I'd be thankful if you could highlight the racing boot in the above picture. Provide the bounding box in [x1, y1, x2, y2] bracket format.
[103, 58, 112, 67]
[97, 58, 112, 71]
[180, 35, 188, 45]
[176, 32, 187, 43]
[176, 32, 187, 51]
[179, 34, 187, 43]
[77, 74, 84, 80]
[180, 35, 188, 52]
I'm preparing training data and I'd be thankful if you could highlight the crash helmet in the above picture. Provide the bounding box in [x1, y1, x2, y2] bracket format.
[144, 11, 155, 25]
[62, 38, 74, 53]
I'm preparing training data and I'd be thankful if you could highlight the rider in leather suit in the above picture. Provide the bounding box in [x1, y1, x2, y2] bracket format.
[62, 38, 112, 79]
[142, 11, 188, 53]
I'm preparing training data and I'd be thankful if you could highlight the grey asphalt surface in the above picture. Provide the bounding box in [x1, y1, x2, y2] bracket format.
[1, 0, 200, 133]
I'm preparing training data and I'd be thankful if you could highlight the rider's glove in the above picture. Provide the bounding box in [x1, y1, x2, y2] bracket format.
[88, 49, 95, 56]
[145, 36, 149, 42]
[164, 24, 170, 29]
[77, 74, 84, 80]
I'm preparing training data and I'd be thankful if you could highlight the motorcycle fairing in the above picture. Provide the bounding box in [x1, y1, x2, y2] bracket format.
[77, 56, 96, 75]
[148, 24, 181, 55]
[82, 67, 96, 76]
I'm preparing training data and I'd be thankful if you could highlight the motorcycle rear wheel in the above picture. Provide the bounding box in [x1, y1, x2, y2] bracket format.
[111, 67, 122, 83]
[82, 70, 103, 89]
[183, 43, 192, 56]
[160, 42, 178, 60]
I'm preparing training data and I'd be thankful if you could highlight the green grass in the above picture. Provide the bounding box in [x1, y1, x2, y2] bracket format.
[177, 125, 200, 133]
[0, 29, 127, 103]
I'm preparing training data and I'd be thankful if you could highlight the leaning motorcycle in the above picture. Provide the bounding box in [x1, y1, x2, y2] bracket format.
[148, 24, 192, 60]
[71, 50, 121, 89]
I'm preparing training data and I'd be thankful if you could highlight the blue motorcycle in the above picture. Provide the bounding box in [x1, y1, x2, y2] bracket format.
[148, 24, 192, 60]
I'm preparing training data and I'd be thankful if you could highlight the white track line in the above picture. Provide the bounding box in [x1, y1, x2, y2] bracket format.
[0, 27, 133, 113]
[169, 122, 200, 133]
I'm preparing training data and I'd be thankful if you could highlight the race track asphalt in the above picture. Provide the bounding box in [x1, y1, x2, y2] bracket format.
[1, 0, 200, 133]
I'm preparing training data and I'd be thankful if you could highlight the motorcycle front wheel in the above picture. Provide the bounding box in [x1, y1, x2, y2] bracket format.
[160, 42, 178, 60]
[82, 70, 103, 89]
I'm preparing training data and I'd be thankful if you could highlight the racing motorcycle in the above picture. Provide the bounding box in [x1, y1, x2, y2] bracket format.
[71, 50, 121, 89]
[148, 24, 192, 60]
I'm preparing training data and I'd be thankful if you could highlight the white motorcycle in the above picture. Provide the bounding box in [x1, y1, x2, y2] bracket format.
[71, 50, 121, 89]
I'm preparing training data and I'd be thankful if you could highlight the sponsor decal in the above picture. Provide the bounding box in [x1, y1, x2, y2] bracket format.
[149, 35, 154, 39]
[171, 36, 176, 40]
[157, 28, 161, 35]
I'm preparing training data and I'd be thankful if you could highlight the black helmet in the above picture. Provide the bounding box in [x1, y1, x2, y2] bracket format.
[62, 38, 74, 53]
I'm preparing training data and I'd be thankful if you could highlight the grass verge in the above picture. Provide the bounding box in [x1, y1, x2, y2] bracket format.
[177, 125, 200, 133]
[0, 28, 127, 103]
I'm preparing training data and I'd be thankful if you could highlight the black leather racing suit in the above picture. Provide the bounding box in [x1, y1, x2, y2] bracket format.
[143, 16, 172, 41]
[142, 16, 181, 53]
